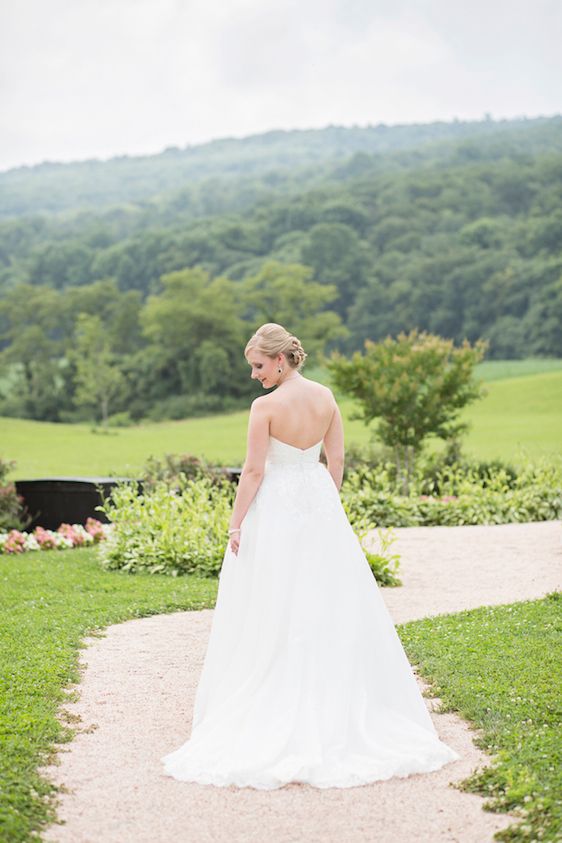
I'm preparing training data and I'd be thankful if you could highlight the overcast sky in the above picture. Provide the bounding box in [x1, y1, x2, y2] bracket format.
[1, 0, 560, 172]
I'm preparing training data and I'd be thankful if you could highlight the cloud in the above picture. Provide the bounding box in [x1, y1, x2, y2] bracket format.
[0, 0, 560, 171]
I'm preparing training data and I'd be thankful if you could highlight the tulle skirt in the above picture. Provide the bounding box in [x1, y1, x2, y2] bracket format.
[161, 454, 460, 789]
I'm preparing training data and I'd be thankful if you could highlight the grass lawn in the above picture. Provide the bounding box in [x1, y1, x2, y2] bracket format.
[1, 545, 559, 842]
[454, 370, 562, 463]
[0, 546, 218, 843]
[1, 364, 561, 478]
[472, 358, 562, 382]
[401, 593, 561, 843]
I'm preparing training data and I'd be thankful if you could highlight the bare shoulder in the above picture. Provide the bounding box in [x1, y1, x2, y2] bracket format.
[250, 395, 269, 411]
[302, 376, 332, 393]
[307, 379, 337, 404]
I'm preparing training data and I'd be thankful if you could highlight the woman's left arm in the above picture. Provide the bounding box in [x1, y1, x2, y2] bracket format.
[228, 398, 270, 553]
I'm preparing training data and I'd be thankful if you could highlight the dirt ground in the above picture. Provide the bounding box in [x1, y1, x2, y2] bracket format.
[39, 519, 561, 843]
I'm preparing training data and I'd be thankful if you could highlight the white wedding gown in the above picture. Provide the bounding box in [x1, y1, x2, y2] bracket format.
[161, 435, 460, 789]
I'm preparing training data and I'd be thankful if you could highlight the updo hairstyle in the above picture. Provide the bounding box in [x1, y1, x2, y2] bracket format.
[244, 323, 307, 371]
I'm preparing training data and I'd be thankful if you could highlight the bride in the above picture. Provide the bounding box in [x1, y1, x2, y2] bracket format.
[161, 322, 460, 789]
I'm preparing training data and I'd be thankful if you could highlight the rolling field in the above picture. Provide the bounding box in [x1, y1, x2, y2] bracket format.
[1, 361, 561, 479]
[460, 370, 562, 461]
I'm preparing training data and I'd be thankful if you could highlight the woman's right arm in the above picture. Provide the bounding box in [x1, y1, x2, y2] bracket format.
[228, 397, 270, 553]
[323, 398, 345, 491]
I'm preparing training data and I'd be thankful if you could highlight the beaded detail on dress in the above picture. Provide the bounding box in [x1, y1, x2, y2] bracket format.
[258, 436, 340, 522]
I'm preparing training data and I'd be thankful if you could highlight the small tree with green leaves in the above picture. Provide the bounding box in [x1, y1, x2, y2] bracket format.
[71, 313, 126, 427]
[326, 329, 488, 494]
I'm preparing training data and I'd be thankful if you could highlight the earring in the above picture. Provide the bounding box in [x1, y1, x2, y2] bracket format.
[278, 366, 282, 373]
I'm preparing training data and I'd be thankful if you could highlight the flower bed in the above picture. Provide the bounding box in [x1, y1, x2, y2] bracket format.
[0, 518, 111, 554]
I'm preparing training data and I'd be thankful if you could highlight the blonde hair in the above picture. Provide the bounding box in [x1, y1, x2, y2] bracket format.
[245, 323, 307, 370]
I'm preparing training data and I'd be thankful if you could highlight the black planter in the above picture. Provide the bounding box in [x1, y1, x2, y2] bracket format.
[14, 477, 142, 531]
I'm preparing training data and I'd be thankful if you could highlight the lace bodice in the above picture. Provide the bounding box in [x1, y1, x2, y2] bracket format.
[257, 435, 340, 522]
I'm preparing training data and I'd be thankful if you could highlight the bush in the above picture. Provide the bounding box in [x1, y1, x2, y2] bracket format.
[144, 392, 247, 422]
[343, 440, 521, 491]
[140, 451, 234, 490]
[106, 411, 135, 428]
[343, 440, 390, 476]
[96, 475, 235, 577]
[0, 457, 30, 531]
[341, 457, 562, 527]
[100, 459, 403, 586]
[353, 522, 402, 586]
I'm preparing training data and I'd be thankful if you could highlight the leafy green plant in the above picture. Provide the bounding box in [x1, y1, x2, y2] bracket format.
[0, 457, 30, 531]
[96, 475, 235, 577]
[354, 523, 402, 586]
[341, 458, 561, 527]
[140, 451, 233, 492]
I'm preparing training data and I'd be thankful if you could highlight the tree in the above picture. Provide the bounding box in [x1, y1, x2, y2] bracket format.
[240, 260, 348, 361]
[140, 267, 251, 397]
[70, 313, 126, 427]
[326, 329, 488, 493]
[525, 276, 562, 357]
[0, 284, 66, 420]
[301, 223, 371, 316]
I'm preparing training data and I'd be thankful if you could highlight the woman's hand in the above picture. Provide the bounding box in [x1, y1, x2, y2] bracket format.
[229, 528, 241, 555]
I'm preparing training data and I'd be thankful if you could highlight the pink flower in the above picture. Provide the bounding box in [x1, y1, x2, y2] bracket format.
[85, 517, 105, 542]
[1, 520, 108, 555]
[57, 523, 87, 546]
[3, 529, 26, 554]
[33, 526, 58, 549]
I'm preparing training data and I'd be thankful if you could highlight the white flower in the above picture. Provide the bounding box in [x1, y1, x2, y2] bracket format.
[24, 536, 40, 550]
[59, 537, 74, 549]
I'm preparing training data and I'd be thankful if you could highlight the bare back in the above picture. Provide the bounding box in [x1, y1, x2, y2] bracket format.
[262, 376, 345, 467]
[239, 372, 346, 512]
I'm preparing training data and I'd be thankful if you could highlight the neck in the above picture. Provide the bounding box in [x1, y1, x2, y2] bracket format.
[277, 371, 300, 386]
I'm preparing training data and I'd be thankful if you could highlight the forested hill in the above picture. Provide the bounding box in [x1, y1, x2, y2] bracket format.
[0, 116, 561, 424]
[0, 116, 558, 218]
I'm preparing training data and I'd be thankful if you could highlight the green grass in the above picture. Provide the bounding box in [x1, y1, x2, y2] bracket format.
[401, 593, 562, 842]
[1, 364, 561, 478]
[0, 546, 218, 843]
[456, 370, 562, 462]
[1, 545, 560, 841]
[473, 358, 562, 382]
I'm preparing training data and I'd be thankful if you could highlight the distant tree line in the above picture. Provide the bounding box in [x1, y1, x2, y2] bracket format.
[0, 117, 560, 423]
[0, 262, 344, 423]
[1, 116, 551, 217]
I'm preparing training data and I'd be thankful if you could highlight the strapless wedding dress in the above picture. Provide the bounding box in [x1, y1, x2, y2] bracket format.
[161, 435, 460, 789]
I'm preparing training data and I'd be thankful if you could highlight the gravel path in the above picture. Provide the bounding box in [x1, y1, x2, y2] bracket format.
[39, 520, 561, 843]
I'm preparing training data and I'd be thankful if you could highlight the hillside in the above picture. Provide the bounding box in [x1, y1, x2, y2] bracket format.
[1, 116, 556, 218]
[0, 116, 560, 425]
